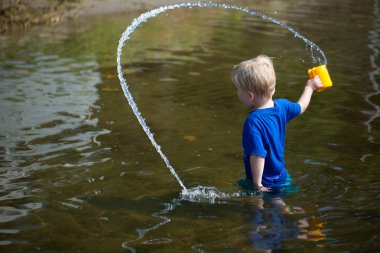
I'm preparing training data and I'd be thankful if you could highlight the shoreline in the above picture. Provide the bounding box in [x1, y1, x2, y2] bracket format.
[0, 0, 231, 34]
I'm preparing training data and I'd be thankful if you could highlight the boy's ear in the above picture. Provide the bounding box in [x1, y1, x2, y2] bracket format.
[248, 91, 255, 101]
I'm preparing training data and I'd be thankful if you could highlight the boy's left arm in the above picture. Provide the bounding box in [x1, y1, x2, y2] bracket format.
[250, 155, 271, 192]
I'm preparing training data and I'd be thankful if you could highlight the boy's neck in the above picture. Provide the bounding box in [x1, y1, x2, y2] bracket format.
[252, 96, 274, 110]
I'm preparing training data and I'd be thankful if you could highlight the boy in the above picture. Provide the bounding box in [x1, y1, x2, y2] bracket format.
[231, 55, 323, 192]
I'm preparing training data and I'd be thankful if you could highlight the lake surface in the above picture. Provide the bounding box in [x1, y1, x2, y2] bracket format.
[1, 0, 379, 252]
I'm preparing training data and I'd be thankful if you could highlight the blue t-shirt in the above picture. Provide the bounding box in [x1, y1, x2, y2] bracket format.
[242, 99, 301, 187]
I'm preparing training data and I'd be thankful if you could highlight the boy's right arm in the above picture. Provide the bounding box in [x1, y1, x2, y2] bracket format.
[297, 76, 323, 114]
[250, 155, 271, 192]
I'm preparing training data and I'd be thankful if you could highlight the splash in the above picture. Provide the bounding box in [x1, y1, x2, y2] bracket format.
[117, 2, 327, 192]
[181, 186, 240, 203]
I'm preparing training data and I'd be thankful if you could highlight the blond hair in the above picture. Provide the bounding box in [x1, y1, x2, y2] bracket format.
[231, 55, 276, 98]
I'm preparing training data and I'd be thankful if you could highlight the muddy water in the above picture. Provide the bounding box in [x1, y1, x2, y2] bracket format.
[0, 0, 379, 252]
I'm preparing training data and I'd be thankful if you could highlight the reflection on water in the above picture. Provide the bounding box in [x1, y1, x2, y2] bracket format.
[122, 197, 180, 252]
[0, 33, 106, 245]
[0, 52, 100, 154]
[123, 194, 326, 252]
[241, 197, 325, 250]
[0, 0, 380, 252]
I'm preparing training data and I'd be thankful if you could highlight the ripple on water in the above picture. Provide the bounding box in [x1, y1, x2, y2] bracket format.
[143, 238, 173, 245]
[0, 202, 43, 223]
[0, 169, 31, 201]
[0, 46, 105, 239]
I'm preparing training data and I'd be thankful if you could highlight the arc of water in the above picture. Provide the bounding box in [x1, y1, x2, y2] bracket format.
[117, 2, 327, 191]
[365, 0, 380, 143]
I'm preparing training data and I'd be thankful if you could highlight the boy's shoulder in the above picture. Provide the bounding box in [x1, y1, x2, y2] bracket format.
[274, 98, 292, 105]
[274, 98, 299, 109]
[274, 98, 302, 119]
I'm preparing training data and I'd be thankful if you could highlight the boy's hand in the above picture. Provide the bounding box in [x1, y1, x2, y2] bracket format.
[255, 184, 272, 192]
[298, 76, 323, 114]
[306, 76, 323, 91]
[258, 186, 272, 192]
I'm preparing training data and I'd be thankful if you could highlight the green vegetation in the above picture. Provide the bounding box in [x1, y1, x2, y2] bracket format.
[0, 0, 81, 33]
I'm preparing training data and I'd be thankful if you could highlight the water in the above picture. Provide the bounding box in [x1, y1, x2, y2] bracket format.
[1, 0, 380, 252]
[117, 1, 327, 200]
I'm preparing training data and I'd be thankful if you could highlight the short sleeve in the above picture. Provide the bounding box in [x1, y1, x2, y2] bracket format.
[279, 99, 301, 122]
[242, 119, 267, 158]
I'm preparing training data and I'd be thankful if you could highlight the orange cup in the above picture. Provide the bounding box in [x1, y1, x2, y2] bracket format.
[308, 65, 333, 92]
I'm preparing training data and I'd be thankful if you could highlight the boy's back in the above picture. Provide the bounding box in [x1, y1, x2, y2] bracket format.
[242, 99, 300, 187]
